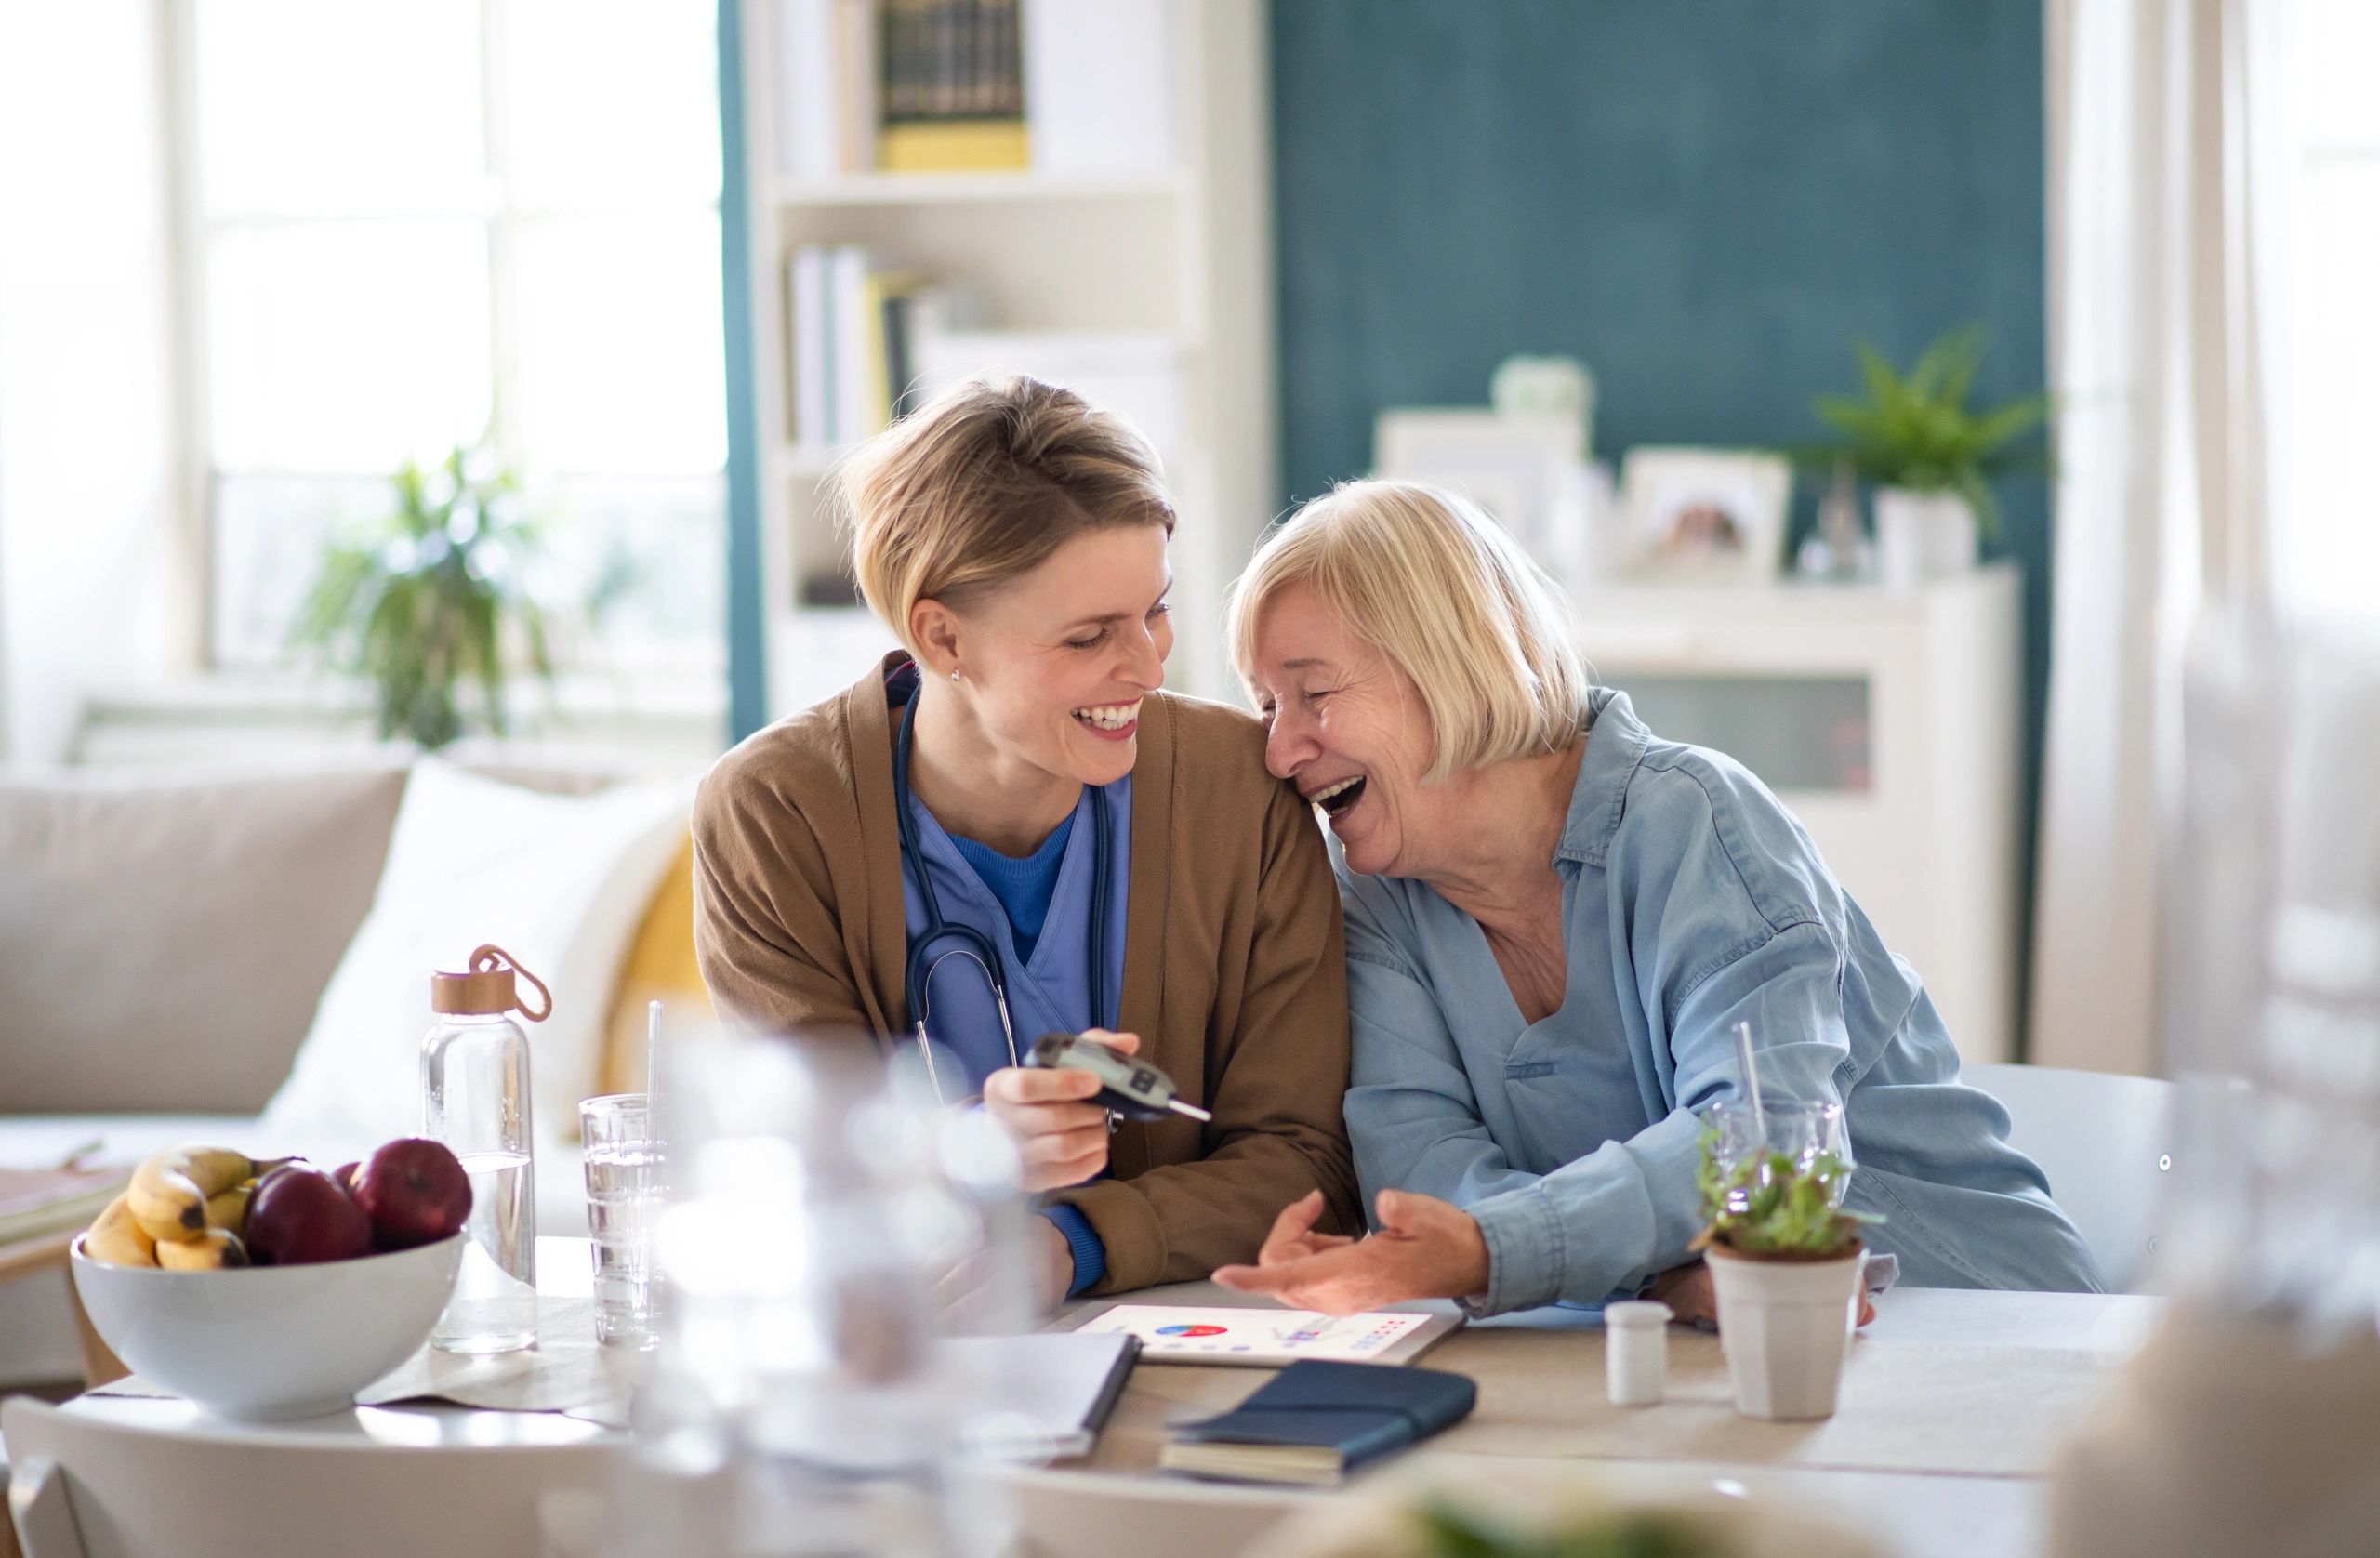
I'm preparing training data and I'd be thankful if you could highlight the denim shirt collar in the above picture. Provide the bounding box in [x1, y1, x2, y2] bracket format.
[1556, 687, 1648, 871]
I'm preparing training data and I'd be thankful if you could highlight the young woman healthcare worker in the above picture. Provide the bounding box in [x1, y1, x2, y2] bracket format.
[691, 376, 1360, 1305]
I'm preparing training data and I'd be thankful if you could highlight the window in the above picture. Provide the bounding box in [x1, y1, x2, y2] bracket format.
[2269, 0, 2380, 618]
[186, 0, 727, 675]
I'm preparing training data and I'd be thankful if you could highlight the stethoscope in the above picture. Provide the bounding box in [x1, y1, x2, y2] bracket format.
[892, 667, 1115, 1103]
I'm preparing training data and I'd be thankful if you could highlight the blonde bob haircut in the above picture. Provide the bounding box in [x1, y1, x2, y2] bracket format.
[1227, 479, 1590, 785]
[840, 375, 1174, 654]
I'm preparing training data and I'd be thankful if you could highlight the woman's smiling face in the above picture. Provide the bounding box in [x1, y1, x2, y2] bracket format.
[1246, 582, 1443, 878]
[925, 523, 1175, 789]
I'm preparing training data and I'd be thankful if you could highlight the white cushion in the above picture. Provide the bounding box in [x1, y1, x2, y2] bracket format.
[262, 758, 690, 1158]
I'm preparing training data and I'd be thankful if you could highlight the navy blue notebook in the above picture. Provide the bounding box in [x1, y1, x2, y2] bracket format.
[1160, 1359, 1476, 1485]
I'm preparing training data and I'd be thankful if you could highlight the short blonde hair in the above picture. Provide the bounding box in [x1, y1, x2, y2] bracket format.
[840, 376, 1174, 653]
[1226, 479, 1590, 784]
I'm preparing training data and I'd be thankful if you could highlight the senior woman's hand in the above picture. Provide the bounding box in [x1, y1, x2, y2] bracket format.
[1213, 1188, 1490, 1314]
[984, 1029, 1137, 1194]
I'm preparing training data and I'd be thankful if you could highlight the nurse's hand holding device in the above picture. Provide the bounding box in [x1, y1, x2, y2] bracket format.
[984, 1028, 1144, 1194]
[1026, 1031, 1211, 1123]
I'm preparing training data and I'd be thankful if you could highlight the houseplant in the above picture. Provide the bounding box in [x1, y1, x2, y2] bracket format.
[290, 436, 553, 749]
[1807, 323, 2049, 588]
[1689, 1111, 1878, 1421]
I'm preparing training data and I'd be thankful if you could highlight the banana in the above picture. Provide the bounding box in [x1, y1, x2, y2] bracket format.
[204, 1178, 258, 1235]
[155, 1227, 249, 1271]
[82, 1195, 159, 1267]
[126, 1146, 285, 1245]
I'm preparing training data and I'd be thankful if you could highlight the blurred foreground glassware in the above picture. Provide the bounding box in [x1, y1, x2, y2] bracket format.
[581, 1092, 664, 1350]
[2048, 609, 2380, 1557]
[596, 1028, 1034, 1558]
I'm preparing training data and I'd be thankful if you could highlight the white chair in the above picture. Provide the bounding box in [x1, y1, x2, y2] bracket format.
[3, 1397, 614, 1558]
[996, 1466, 1301, 1558]
[1962, 1062, 2176, 1292]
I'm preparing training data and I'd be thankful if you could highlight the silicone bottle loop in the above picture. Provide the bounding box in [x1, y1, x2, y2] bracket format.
[472, 944, 552, 1023]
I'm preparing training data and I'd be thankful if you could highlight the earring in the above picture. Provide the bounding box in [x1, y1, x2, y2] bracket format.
[950, 668, 962, 682]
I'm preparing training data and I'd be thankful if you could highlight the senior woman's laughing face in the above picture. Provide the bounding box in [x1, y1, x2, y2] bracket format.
[1248, 582, 1440, 877]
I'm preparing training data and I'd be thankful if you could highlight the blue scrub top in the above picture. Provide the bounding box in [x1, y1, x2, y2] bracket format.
[900, 772, 1133, 1097]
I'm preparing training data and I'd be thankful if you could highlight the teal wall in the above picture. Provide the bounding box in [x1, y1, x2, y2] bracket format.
[1271, 0, 2050, 1040]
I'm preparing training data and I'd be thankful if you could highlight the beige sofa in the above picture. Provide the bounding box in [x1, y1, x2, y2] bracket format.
[0, 756, 704, 1386]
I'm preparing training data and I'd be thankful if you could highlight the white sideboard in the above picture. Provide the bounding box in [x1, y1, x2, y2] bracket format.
[1576, 564, 2022, 1064]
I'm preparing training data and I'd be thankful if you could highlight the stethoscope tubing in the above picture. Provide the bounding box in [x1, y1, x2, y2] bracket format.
[892, 668, 1114, 1100]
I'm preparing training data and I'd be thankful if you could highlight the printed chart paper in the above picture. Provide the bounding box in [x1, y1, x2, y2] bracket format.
[1072, 1304, 1454, 1367]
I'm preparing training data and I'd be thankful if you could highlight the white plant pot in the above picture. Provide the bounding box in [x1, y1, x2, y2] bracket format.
[1872, 487, 1977, 589]
[1706, 1244, 1867, 1421]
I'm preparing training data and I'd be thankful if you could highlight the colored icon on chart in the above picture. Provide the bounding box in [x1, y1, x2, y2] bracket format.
[1156, 1324, 1229, 1338]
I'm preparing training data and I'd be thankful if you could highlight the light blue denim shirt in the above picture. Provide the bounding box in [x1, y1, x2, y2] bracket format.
[1341, 689, 2104, 1314]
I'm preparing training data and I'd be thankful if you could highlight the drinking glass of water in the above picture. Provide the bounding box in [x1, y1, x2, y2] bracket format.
[1707, 1099, 1855, 1211]
[581, 1092, 665, 1350]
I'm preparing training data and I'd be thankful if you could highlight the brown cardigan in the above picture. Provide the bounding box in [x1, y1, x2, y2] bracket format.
[690, 654, 1360, 1291]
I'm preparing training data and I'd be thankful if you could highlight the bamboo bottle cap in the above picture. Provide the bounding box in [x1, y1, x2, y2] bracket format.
[430, 944, 552, 1021]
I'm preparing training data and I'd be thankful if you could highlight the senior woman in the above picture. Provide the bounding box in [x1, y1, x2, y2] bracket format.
[1215, 480, 2101, 1319]
[693, 377, 1359, 1306]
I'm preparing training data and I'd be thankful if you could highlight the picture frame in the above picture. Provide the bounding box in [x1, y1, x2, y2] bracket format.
[1618, 446, 1792, 583]
[1373, 409, 1593, 588]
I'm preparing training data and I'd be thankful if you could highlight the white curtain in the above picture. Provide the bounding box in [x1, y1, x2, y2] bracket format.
[2030, 0, 2288, 1074]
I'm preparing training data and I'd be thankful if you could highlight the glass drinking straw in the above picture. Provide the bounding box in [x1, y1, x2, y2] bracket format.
[1734, 1020, 1766, 1152]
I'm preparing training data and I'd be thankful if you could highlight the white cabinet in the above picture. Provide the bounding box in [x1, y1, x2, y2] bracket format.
[734, 0, 1276, 718]
[1577, 565, 2022, 1063]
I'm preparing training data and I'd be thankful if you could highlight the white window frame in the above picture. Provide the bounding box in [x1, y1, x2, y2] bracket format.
[163, 0, 728, 677]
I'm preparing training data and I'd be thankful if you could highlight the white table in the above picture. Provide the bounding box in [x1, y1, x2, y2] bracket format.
[10, 1244, 2162, 1558]
[3, 1239, 621, 1558]
[1036, 1279, 2162, 1558]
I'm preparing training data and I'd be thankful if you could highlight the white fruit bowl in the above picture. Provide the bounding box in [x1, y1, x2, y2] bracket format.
[71, 1232, 466, 1421]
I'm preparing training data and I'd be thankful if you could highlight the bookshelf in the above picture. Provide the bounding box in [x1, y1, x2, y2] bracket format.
[734, 0, 1276, 718]
[777, 172, 1186, 205]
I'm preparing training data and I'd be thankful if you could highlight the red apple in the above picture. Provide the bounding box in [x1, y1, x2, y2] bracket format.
[350, 1139, 472, 1250]
[245, 1164, 374, 1265]
[333, 1161, 361, 1195]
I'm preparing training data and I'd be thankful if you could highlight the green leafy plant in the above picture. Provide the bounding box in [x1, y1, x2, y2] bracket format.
[291, 437, 553, 749]
[1419, 1501, 1712, 1558]
[1805, 322, 2049, 541]
[1690, 1124, 1877, 1261]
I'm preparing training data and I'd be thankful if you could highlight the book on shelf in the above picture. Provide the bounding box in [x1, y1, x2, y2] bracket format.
[775, 0, 878, 178]
[835, 0, 879, 173]
[785, 243, 982, 447]
[828, 244, 875, 446]
[877, 0, 1028, 173]
[776, 0, 838, 179]
[774, 0, 1174, 181]
[788, 244, 832, 447]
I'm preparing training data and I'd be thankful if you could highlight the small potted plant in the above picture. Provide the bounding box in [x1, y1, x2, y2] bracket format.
[1690, 1117, 1878, 1421]
[290, 434, 553, 749]
[1805, 323, 2049, 589]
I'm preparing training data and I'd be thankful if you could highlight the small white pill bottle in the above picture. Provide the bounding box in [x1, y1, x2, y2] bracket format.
[1604, 1299, 1674, 1406]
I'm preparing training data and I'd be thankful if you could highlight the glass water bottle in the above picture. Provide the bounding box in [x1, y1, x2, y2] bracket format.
[424, 944, 549, 1354]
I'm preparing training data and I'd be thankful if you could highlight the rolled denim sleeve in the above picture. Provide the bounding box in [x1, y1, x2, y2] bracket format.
[1463, 1110, 1705, 1313]
[1463, 918, 1858, 1314]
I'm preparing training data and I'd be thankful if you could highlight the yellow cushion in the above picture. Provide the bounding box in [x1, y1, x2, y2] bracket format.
[597, 832, 714, 1096]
